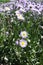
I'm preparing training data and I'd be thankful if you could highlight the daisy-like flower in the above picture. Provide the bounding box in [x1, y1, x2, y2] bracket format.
[15, 10, 24, 20]
[4, 7, 10, 11]
[37, 3, 41, 9]
[19, 39, 27, 48]
[28, 3, 35, 10]
[20, 31, 28, 38]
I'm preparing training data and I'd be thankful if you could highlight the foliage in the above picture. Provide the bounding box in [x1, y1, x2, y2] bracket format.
[0, 0, 43, 65]
[0, 0, 9, 3]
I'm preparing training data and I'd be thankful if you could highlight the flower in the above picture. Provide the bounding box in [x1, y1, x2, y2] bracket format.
[15, 10, 24, 20]
[37, 3, 41, 9]
[0, 8, 4, 12]
[6, 31, 9, 35]
[20, 31, 28, 38]
[19, 39, 27, 48]
[4, 7, 10, 11]
[16, 3, 23, 8]
[32, 2, 36, 5]
[16, 40, 19, 45]
[38, 5, 43, 12]
[4, 56, 8, 61]
[28, 3, 35, 10]
[17, 14, 24, 20]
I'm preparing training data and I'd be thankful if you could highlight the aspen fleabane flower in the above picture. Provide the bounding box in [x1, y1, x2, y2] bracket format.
[4, 7, 10, 11]
[20, 31, 28, 38]
[15, 10, 24, 20]
[19, 39, 27, 48]
[18, 14, 24, 20]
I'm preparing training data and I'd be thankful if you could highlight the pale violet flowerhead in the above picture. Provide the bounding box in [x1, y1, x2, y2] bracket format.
[37, 3, 41, 9]
[19, 39, 27, 48]
[32, 2, 36, 5]
[16, 40, 19, 45]
[20, 31, 28, 38]
[28, 3, 35, 10]
[39, 5, 43, 12]
[16, 3, 23, 8]
[0, 8, 4, 12]
[15, 10, 24, 20]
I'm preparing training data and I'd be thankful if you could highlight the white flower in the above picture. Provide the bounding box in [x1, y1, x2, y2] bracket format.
[19, 39, 27, 48]
[6, 31, 9, 35]
[15, 10, 24, 20]
[17, 14, 24, 20]
[4, 56, 8, 61]
[4, 7, 10, 11]
[20, 31, 28, 38]
[41, 36, 43, 39]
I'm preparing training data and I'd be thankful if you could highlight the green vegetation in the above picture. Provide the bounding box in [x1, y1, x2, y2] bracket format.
[0, 0, 9, 3]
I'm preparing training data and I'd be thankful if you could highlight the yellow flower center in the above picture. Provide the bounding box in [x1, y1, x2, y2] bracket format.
[23, 33, 26, 36]
[17, 14, 23, 19]
[21, 41, 25, 45]
[22, 32, 27, 37]
[19, 14, 23, 18]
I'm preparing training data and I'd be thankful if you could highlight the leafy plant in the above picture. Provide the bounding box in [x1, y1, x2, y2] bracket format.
[0, 0, 43, 65]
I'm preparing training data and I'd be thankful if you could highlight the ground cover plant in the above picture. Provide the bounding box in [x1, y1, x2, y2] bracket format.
[0, 0, 43, 65]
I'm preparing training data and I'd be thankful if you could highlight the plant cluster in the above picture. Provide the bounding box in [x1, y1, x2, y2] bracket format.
[0, 0, 43, 65]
